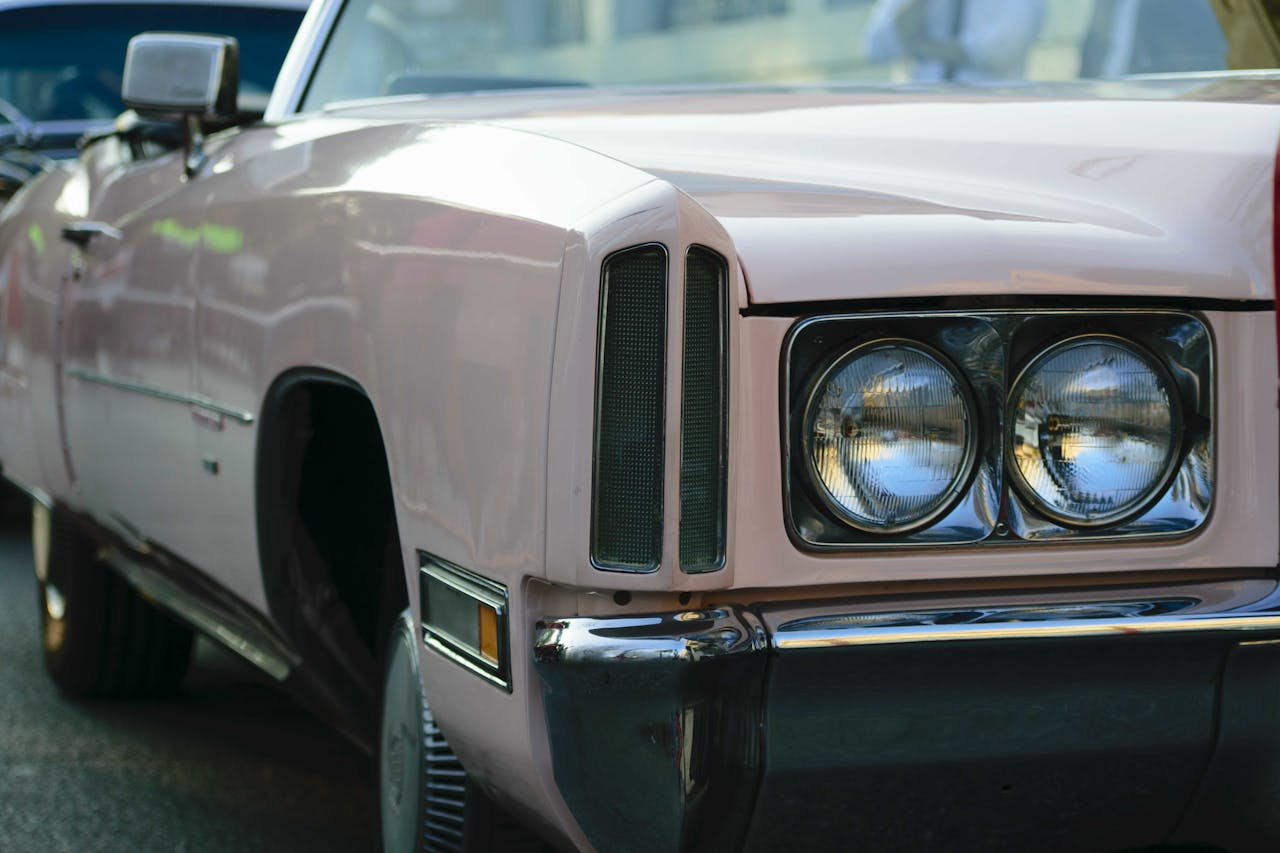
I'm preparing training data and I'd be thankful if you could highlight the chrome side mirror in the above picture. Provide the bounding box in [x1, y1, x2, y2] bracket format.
[122, 33, 239, 118]
[121, 33, 239, 176]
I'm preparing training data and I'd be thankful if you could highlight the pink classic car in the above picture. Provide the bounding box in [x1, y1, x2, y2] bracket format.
[1, 1, 1279, 850]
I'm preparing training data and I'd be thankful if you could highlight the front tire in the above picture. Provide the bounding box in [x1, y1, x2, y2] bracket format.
[379, 609, 545, 853]
[380, 609, 472, 853]
[34, 502, 193, 698]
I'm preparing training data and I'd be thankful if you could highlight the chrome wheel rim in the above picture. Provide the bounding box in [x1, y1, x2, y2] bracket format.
[381, 611, 468, 853]
[381, 614, 426, 853]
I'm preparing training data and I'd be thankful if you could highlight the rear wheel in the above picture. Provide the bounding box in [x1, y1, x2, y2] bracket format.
[379, 609, 545, 853]
[34, 503, 193, 698]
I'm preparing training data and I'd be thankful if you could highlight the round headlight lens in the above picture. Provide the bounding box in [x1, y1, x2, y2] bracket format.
[1008, 337, 1179, 527]
[804, 341, 976, 534]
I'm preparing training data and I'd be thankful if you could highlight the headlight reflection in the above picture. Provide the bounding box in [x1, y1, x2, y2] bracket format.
[1008, 337, 1179, 527]
[804, 341, 977, 534]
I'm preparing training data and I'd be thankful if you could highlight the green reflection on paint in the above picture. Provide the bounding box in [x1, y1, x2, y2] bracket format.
[151, 218, 202, 248]
[27, 223, 44, 255]
[201, 223, 243, 254]
[150, 219, 244, 255]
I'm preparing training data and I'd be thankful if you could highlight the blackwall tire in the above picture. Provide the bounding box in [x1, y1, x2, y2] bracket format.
[379, 609, 545, 853]
[34, 503, 193, 698]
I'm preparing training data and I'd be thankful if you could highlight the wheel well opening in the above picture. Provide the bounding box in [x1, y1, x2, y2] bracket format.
[257, 374, 405, 702]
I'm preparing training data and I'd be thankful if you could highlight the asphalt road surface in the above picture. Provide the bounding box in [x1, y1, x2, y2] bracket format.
[0, 508, 379, 852]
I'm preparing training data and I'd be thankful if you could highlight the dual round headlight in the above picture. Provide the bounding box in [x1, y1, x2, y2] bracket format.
[1007, 337, 1179, 527]
[803, 341, 977, 533]
[802, 336, 1180, 534]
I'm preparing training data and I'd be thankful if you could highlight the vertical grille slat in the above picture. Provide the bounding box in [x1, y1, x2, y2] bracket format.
[680, 247, 728, 572]
[591, 244, 668, 572]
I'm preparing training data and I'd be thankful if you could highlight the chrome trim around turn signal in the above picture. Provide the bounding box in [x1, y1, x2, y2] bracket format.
[419, 554, 511, 691]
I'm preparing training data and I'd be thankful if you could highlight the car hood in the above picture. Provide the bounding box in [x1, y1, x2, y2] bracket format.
[333, 79, 1280, 303]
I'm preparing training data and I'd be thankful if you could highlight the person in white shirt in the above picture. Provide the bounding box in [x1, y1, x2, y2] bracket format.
[863, 0, 1047, 83]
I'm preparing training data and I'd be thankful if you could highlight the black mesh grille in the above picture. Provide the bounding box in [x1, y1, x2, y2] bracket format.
[591, 245, 668, 572]
[680, 247, 728, 572]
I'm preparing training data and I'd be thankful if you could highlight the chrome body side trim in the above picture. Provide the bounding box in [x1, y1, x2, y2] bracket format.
[54, 506, 302, 683]
[65, 367, 255, 424]
[107, 547, 297, 681]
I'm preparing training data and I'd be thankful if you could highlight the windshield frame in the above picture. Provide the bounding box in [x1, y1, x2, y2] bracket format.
[265, 0, 341, 121]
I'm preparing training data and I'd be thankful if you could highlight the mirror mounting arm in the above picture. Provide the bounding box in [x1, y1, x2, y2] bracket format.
[121, 32, 238, 179]
[183, 113, 206, 179]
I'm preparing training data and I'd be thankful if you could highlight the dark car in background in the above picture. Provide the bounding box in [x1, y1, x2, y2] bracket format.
[0, 0, 306, 201]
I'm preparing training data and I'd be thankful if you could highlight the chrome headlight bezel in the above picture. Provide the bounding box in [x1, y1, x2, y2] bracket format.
[1005, 334, 1184, 530]
[783, 310, 1213, 550]
[785, 314, 1005, 549]
[800, 338, 980, 535]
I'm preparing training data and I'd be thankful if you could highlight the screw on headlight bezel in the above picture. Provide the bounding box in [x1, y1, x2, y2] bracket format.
[800, 338, 980, 535]
[1005, 334, 1185, 530]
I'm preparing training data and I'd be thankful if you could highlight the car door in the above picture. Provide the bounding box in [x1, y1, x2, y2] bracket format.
[57, 134, 205, 558]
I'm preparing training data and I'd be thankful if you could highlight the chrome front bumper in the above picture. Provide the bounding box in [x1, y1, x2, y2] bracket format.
[533, 580, 1280, 853]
